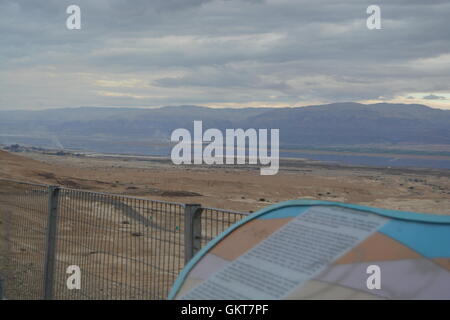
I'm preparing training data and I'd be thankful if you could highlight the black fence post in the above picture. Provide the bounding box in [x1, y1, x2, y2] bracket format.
[184, 204, 202, 265]
[43, 186, 60, 300]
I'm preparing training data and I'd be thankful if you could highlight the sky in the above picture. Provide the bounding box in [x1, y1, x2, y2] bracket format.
[1, 0, 450, 110]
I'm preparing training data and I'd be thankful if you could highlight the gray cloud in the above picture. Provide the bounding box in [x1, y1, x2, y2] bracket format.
[0, 0, 450, 109]
[423, 94, 447, 100]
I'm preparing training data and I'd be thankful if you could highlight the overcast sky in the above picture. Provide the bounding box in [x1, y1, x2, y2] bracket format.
[1, 0, 449, 110]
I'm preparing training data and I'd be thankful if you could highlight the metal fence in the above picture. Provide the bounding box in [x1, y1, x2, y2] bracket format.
[0, 180, 49, 300]
[0, 179, 248, 300]
[198, 207, 249, 248]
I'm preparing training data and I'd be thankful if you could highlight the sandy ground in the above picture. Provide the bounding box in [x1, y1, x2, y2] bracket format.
[0, 150, 449, 215]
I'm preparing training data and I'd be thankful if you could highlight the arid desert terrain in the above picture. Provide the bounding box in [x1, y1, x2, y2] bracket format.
[0, 150, 449, 215]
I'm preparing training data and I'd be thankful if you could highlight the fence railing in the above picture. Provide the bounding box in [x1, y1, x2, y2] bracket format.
[0, 179, 248, 300]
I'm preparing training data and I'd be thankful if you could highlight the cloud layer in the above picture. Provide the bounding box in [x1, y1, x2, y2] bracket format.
[1, 0, 449, 110]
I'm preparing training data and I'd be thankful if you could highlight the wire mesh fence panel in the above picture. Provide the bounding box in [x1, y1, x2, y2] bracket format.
[0, 179, 49, 300]
[199, 208, 248, 249]
[0, 179, 250, 300]
[53, 189, 186, 300]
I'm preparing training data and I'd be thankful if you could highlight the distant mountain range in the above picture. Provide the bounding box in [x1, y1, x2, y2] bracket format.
[1, 103, 450, 150]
